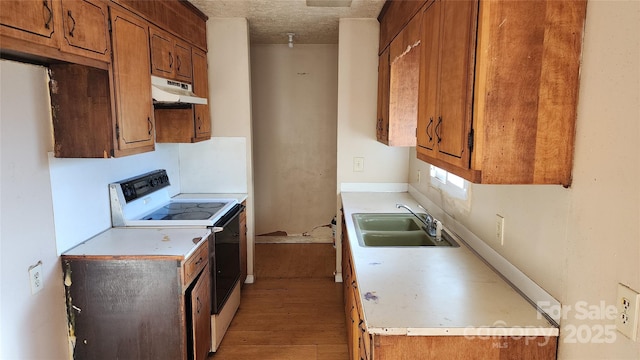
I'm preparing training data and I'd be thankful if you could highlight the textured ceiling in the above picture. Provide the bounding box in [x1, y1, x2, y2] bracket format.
[188, 0, 386, 44]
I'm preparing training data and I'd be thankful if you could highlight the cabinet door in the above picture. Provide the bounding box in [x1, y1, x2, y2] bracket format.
[192, 48, 211, 139]
[0, 0, 57, 44]
[174, 40, 192, 82]
[376, 48, 390, 144]
[191, 265, 212, 360]
[110, 6, 154, 153]
[59, 0, 110, 62]
[150, 27, 175, 78]
[417, 0, 440, 155]
[387, 12, 421, 147]
[435, 0, 477, 168]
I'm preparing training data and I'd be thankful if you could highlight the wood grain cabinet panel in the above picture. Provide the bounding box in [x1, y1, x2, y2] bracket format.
[376, 48, 390, 144]
[417, 0, 477, 170]
[110, 6, 155, 155]
[415, 0, 587, 185]
[59, 0, 110, 62]
[383, 10, 423, 147]
[190, 264, 212, 360]
[0, 0, 111, 66]
[155, 47, 211, 143]
[62, 240, 211, 360]
[0, 0, 58, 45]
[174, 41, 193, 82]
[150, 26, 192, 82]
[191, 48, 210, 139]
[111, 0, 208, 51]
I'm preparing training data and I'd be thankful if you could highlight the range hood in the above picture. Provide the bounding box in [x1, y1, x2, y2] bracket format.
[151, 75, 207, 105]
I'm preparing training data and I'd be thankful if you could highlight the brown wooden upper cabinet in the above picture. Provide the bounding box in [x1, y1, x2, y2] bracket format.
[417, 0, 477, 170]
[59, 0, 110, 62]
[413, 0, 587, 185]
[192, 48, 211, 139]
[110, 6, 155, 155]
[154, 47, 211, 143]
[384, 11, 422, 146]
[150, 27, 193, 83]
[0, 0, 58, 46]
[0, 0, 111, 65]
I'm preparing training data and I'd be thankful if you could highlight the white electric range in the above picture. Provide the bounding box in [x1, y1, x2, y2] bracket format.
[108, 169, 243, 353]
[109, 169, 238, 228]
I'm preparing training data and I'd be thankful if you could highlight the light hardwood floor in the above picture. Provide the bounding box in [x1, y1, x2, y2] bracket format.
[210, 243, 348, 360]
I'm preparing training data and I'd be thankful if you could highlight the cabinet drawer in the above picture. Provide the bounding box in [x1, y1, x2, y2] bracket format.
[183, 241, 208, 286]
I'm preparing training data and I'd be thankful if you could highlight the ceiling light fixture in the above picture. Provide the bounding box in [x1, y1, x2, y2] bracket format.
[287, 33, 295, 48]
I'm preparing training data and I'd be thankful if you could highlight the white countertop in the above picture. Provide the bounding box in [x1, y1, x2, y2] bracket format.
[62, 227, 211, 259]
[341, 192, 558, 337]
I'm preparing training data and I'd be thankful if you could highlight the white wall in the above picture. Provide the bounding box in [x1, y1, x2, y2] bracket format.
[251, 44, 338, 236]
[335, 19, 410, 279]
[49, 144, 180, 254]
[1, 60, 69, 360]
[336, 19, 409, 187]
[1, 59, 184, 358]
[196, 18, 256, 281]
[409, 1, 640, 358]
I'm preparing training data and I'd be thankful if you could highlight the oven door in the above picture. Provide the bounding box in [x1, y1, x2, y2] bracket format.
[210, 203, 244, 314]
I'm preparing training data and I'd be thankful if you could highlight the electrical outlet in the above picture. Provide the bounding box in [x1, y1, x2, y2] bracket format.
[616, 283, 639, 341]
[353, 157, 364, 172]
[495, 215, 505, 245]
[29, 261, 44, 295]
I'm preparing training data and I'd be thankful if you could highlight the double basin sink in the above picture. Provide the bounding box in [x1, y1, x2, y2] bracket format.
[353, 213, 459, 248]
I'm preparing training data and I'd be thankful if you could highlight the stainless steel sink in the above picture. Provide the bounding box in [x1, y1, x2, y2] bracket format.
[352, 213, 459, 247]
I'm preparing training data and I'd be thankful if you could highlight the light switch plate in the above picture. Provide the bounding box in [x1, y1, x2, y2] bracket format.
[616, 283, 639, 341]
[353, 157, 364, 172]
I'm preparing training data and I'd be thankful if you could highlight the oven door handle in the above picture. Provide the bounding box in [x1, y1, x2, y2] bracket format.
[214, 203, 246, 228]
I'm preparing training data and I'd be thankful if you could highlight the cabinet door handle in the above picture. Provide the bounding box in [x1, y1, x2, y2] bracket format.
[196, 297, 201, 314]
[67, 10, 76, 37]
[426, 117, 434, 142]
[147, 117, 153, 135]
[168, 52, 174, 69]
[176, 55, 182, 72]
[435, 116, 442, 143]
[43, 0, 53, 29]
[197, 115, 201, 130]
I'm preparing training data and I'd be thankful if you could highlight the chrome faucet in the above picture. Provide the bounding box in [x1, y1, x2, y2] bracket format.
[396, 203, 438, 237]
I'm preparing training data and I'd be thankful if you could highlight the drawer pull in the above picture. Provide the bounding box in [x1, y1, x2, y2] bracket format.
[194, 257, 203, 266]
[43, 1, 53, 29]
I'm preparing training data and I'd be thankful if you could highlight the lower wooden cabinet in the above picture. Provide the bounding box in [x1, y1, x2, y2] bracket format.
[62, 241, 211, 360]
[341, 216, 557, 360]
